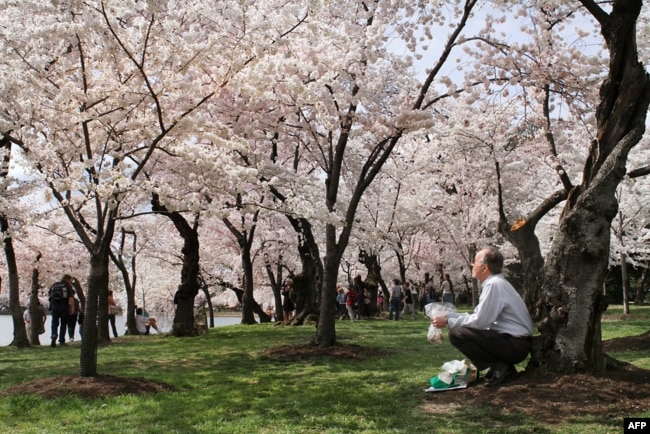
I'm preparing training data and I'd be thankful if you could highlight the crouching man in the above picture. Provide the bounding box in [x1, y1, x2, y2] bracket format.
[431, 246, 533, 387]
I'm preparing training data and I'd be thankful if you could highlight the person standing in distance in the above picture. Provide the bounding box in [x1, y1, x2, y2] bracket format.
[388, 279, 402, 321]
[431, 246, 533, 387]
[48, 274, 75, 348]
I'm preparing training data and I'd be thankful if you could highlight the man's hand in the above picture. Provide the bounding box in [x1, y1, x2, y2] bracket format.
[431, 316, 448, 328]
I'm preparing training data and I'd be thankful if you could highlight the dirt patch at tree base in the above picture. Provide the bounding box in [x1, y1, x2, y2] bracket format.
[422, 362, 650, 421]
[1, 374, 174, 400]
[3, 335, 649, 424]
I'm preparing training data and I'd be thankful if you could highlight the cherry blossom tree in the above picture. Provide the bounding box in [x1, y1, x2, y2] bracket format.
[0, 137, 29, 347]
[0, 1, 222, 374]
[448, 0, 650, 373]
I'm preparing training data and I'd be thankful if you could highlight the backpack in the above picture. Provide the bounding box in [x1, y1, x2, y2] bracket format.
[346, 290, 359, 307]
[50, 282, 68, 301]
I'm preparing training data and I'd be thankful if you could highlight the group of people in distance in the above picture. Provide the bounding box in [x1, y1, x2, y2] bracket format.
[44, 273, 83, 347]
[32, 273, 160, 346]
[337, 245, 533, 388]
[338, 273, 452, 323]
[37, 245, 530, 388]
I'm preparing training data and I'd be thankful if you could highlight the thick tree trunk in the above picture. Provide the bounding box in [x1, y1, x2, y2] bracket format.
[96, 251, 111, 344]
[313, 230, 339, 346]
[80, 247, 111, 376]
[171, 230, 201, 336]
[2, 216, 29, 348]
[152, 194, 200, 337]
[289, 225, 322, 325]
[240, 248, 257, 325]
[533, 0, 650, 374]
[361, 250, 383, 317]
[534, 192, 612, 373]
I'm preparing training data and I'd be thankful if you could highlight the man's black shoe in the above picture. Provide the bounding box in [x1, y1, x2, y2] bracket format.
[51, 339, 56, 348]
[483, 364, 517, 388]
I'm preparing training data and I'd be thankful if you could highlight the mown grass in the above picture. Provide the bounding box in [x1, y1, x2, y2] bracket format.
[0, 304, 648, 433]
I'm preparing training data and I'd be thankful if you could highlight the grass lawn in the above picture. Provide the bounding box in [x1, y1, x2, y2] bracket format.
[0, 305, 648, 433]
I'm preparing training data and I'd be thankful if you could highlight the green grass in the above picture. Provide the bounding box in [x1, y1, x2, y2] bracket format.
[0, 305, 648, 433]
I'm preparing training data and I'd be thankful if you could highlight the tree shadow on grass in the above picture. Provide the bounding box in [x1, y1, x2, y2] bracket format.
[2, 333, 649, 425]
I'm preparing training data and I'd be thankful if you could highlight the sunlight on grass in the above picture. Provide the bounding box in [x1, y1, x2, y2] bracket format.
[0, 309, 647, 433]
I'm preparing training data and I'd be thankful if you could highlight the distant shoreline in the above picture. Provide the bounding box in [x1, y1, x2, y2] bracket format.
[0, 311, 243, 317]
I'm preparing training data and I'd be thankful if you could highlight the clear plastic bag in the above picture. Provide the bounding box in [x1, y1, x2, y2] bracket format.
[424, 302, 456, 345]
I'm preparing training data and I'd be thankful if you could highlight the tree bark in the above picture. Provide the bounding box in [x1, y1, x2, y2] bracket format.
[223, 283, 272, 322]
[152, 194, 201, 337]
[264, 256, 284, 323]
[288, 219, 322, 325]
[111, 228, 137, 335]
[80, 243, 112, 376]
[28, 266, 43, 346]
[620, 252, 630, 315]
[240, 245, 257, 325]
[221, 194, 262, 326]
[533, 0, 650, 374]
[2, 216, 29, 348]
[314, 240, 340, 346]
[634, 266, 647, 306]
[360, 250, 384, 317]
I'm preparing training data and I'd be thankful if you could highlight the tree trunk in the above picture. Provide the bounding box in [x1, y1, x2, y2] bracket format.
[289, 223, 322, 325]
[240, 247, 257, 325]
[80, 246, 111, 376]
[635, 266, 647, 306]
[264, 259, 284, 323]
[533, 0, 650, 374]
[534, 195, 612, 373]
[361, 250, 384, 317]
[171, 228, 201, 336]
[2, 216, 29, 348]
[28, 267, 42, 346]
[313, 232, 340, 346]
[152, 194, 200, 337]
[620, 252, 630, 315]
[111, 228, 137, 334]
[225, 284, 271, 322]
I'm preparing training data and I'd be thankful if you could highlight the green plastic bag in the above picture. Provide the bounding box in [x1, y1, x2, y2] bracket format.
[427, 359, 477, 391]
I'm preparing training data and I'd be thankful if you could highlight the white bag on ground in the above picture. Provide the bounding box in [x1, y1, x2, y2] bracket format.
[425, 359, 478, 392]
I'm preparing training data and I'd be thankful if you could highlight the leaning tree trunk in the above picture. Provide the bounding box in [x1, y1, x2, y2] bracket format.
[222, 204, 261, 326]
[111, 227, 137, 334]
[152, 194, 201, 337]
[533, 0, 650, 374]
[264, 258, 285, 323]
[224, 284, 272, 322]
